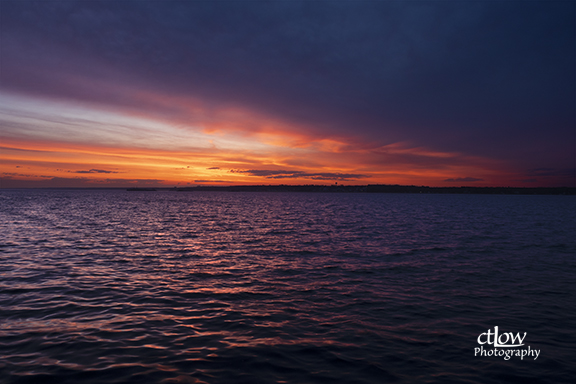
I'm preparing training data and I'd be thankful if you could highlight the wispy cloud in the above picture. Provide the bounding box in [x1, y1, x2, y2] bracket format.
[527, 168, 575, 177]
[1, 1, 573, 188]
[74, 169, 118, 174]
[231, 169, 369, 181]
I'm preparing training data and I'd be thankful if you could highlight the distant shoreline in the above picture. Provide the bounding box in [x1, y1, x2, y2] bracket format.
[2, 185, 575, 195]
[171, 185, 576, 195]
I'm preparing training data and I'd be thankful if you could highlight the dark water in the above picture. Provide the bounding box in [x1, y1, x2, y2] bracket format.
[1, 190, 575, 384]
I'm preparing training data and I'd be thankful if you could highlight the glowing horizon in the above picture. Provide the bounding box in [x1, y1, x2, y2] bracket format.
[1, 90, 525, 189]
[1, 2, 574, 188]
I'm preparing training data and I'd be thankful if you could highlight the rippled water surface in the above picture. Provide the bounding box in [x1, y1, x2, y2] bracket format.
[1, 190, 575, 383]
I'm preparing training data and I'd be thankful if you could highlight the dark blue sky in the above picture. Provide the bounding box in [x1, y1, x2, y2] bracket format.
[1, 1, 575, 187]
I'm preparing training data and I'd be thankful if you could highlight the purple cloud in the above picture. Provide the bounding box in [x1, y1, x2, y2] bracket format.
[1, 1, 573, 187]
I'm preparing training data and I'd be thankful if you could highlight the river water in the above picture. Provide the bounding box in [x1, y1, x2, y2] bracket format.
[1, 189, 575, 383]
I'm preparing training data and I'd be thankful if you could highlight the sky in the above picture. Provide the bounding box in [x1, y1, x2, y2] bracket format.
[1, 0, 575, 188]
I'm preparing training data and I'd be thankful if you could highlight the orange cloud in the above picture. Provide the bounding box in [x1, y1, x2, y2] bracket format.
[1, 90, 535, 188]
[1, 126, 521, 188]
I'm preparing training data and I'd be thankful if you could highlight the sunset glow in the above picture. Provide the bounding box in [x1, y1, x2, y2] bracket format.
[1, 1, 574, 188]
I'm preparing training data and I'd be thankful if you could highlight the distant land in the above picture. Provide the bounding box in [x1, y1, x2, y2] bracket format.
[160, 185, 576, 195]
[3, 185, 574, 195]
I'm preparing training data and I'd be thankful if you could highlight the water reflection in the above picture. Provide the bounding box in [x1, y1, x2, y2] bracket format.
[1, 190, 575, 383]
